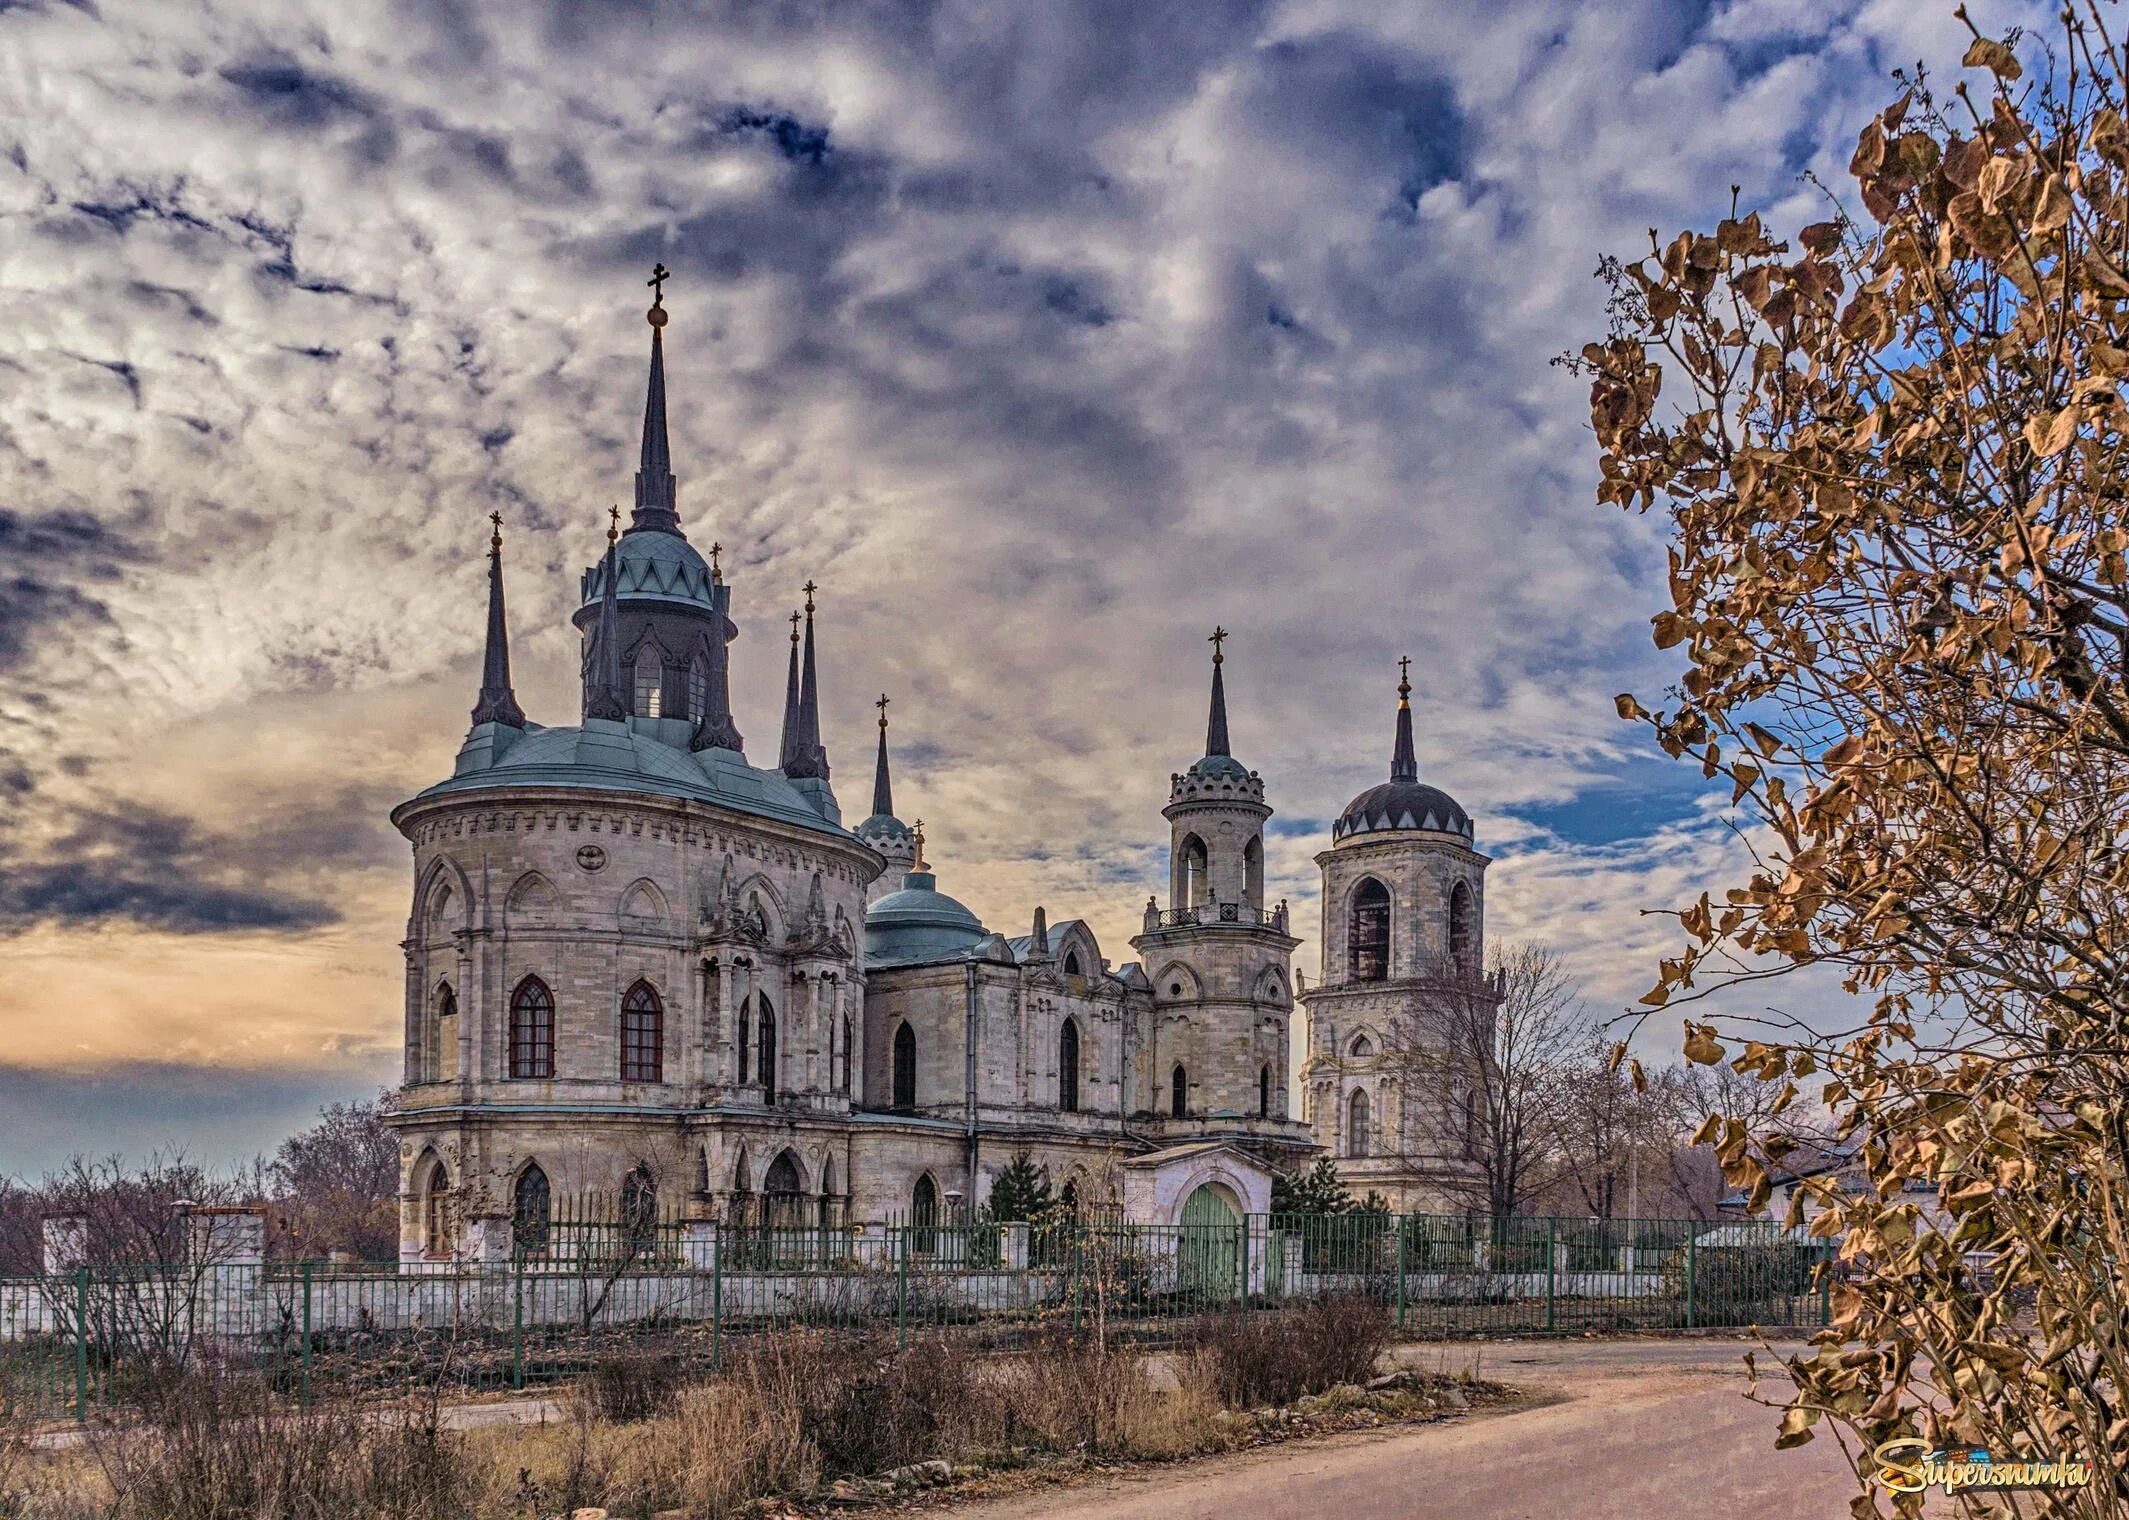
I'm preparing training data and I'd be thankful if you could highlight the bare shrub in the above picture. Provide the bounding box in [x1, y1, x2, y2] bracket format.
[1188, 1293, 1391, 1409]
[81, 1368, 476, 1520]
[578, 1348, 682, 1423]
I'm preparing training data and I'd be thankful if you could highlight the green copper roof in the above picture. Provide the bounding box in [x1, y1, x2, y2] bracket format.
[865, 868, 988, 968]
[408, 717, 848, 837]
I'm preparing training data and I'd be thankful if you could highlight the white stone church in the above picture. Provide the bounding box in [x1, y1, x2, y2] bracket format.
[384, 280, 1501, 1262]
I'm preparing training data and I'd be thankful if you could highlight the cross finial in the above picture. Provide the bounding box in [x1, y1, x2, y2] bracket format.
[1398, 654, 1412, 700]
[790, 609, 802, 643]
[489, 510, 503, 555]
[607, 504, 620, 543]
[876, 692, 890, 729]
[708, 541, 723, 581]
[1209, 626, 1227, 665]
[911, 818, 926, 871]
[648, 262, 670, 305]
[803, 579, 818, 613]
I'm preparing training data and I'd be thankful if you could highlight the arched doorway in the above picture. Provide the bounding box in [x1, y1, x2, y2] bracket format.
[1178, 1183, 1241, 1302]
[416, 1152, 452, 1260]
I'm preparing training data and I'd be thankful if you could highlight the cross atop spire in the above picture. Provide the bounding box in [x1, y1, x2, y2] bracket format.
[1204, 627, 1231, 758]
[911, 819, 927, 873]
[583, 508, 628, 721]
[630, 266, 682, 537]
[1390, 656, 1418, 783]
[709, 540, 723, 582]
[788, 584, 829, 779]
[803, 579, 818, 612]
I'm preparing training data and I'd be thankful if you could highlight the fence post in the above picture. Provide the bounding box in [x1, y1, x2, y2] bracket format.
[299, 1261, 313, 1408]
[1395, 1218, 1407, 1333]
[73, 1266, 89, 1420]
[511, 1252, 525, 1390]
[896, 1228, 910, 1350]
[1236, 1220, 1249, 1304]
[1685, 1230, 1698, 1330]
[1819, 1244, 1832, 1328]
[1545, 1218, 1556, 1333]
[710, 1235, 723, 1371]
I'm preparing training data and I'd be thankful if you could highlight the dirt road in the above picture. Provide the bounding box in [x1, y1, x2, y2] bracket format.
[940, 1338, 1863, 1520]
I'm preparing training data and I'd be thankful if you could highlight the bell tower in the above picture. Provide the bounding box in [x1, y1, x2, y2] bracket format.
[1130, 632, 1305, 1150]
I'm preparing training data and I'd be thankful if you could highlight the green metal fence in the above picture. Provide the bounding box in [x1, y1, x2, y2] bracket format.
[0, 1212, 1833, 1419]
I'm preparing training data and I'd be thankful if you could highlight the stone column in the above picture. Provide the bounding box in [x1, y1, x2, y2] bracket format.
[1003, 1221, 1030, 1271]
[454, 934, 475, 1093]
[684, 1220, 720, 1271]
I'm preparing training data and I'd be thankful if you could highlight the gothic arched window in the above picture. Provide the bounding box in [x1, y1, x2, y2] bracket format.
[1180, 835, 1210, 909]
[417, 1152, 451, 1259]
[911, 1173, 939, 1255]
[620, 981, 664, 1083]
[1259, 1064, 1271, 1118]
[508, 976, 554, 1079]
[1244, 835, 1263, 907]
[1349, 878, 1391, 982]
[687, 657, 708, 722]
[1058, 1018, 1081, 1113]
[430, 982, 459, 1083]
[511, 1164, 550, 1257]
[757, 996, 778, 1101]
[1348, 1033, 1374, 1059]
[1171, 1063, 1189, 1118]
[1063, 949, 1083, 977]
[1448, 881, 1476, 974]
[621, 1164, 658, 1246]
[892, 1020, 917, 1109]
[765, 1150, 804, 1228]
[1347, 1088, 1372, 1158]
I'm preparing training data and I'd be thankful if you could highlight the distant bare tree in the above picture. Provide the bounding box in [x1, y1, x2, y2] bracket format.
[1553, 1034, 1685, 1220]
[270, 1094, 399, 1261]
[1386, 942, 1592, 1220]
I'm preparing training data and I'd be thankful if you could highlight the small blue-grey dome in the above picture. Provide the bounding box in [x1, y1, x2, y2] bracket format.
[580, 530, 719, 614]
[856, 812, 913, 846]
[866, 869, 988, 967]
[1187, 753, 1251, 783]
[1334, 780, 1472, 843]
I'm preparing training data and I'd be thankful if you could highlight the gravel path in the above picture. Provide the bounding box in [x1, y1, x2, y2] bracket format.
[936, 1337, 1864, 1520]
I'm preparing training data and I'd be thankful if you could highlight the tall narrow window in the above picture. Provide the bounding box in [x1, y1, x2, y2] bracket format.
[892, 1020, 917, 1109]
[1347, 1088, 1372, 1158]
[1180, 835, 1209, 908]
[418, 1154, 451, 1258]
[1258, 1064, 1271, 1118]
[1244, 835, 1263, 907]
[1058, 1018, 1081, 1113]
[508, 977, 554, 1079]
[432, 982, 459, 1083]
[738, 996, 752, 1083]
[511, 1164, 550, 1257]
[632, 657, 662, 717]
[1171, 1063, 1188, 1118]
[841, 1014, 855, 1093]
[757, 996, 778, 1101]
[911, 1173, 939, 1255]
[620, 981, 664, 1083]
[1448, 881, 1476, 973]
[1349, 878, 1390, 982]
[687, 657, 708, 722]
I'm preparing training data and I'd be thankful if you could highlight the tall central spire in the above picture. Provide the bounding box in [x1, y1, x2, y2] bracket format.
[871, 693, 894, 818]
[471, 512, 526, 729]
[1205, 625, 1231, 757]
[783, 582, 830, 780]
[1391, 654, 1418, 782]
[631, 262, 682, 537]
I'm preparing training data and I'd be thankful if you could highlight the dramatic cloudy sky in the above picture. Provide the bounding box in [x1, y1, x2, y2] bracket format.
[0, 0, 2039, 1173]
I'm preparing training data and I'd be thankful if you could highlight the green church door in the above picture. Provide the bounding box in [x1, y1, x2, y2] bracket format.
[1179, 1184, 1241, 1303]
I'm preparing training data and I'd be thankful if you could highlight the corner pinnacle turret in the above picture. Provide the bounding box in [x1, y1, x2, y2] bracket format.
[470, 512, 526, 729]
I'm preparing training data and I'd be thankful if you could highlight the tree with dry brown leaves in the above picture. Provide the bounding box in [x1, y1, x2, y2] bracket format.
[1578, 5, 2129, 1512]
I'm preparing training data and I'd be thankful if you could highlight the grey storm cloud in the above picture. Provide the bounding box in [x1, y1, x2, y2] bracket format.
[0, 0, 2056, 1144]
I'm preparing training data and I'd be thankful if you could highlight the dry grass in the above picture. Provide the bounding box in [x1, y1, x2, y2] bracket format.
[4, 1303, 1435, 1519]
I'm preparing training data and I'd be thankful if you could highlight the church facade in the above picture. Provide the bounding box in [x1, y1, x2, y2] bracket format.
[383, 282, 1495, 1261]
